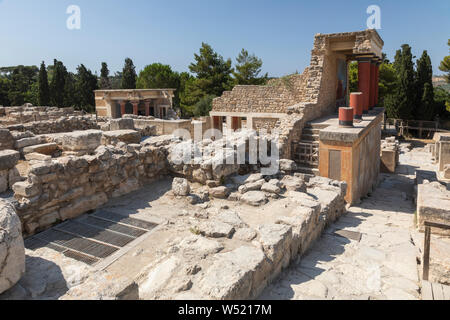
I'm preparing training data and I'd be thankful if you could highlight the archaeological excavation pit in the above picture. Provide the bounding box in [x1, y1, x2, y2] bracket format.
[24, 210, 158, 266]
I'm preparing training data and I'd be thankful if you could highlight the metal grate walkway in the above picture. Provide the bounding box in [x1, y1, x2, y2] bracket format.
[25, 210, 157, 266]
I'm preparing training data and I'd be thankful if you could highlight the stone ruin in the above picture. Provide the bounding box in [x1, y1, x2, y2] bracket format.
[0, 102, 349, 298]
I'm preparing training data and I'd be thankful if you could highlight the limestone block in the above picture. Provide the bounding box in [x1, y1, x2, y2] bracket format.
[417, 182, 450, 236]
[278, 159, 297, 172]
[209, 186, 230, 199]
[238, 179, 265, 194]
[257, 223, 292, 266]
[101, 130, 141, 145]
[109, 118, 135, 131]
[0, 170, 7, 193]
[215, 210, 247, 228]
[0, 150, 20, 171]
[240, 191, 268, 206]
[22, 143, 58, 155]
[15, 136, 43, 149]
[59, 193, 108, 221]
[197, 220, 234, 238]
[172, 178, 190, 196]
[24, 153, 52, 161]
[12, 181, 40, 197]
[381, 149, 397, 173]
[444, 164, 450, 179]
[60, 130, 103, 152]
[0, 129, 14, 151]
[261, 182, 281, 194]
[0, 200, 25, 294]
[199, 246, 269, 299]
[280, 175, 307, 192]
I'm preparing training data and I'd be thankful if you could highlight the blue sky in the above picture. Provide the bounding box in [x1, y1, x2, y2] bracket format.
[0, 0, 448, 76]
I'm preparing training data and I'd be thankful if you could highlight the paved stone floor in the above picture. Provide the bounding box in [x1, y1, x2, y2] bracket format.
[259, 144, 434, 300]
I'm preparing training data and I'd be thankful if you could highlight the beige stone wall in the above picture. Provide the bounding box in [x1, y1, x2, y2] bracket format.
[252, 118, 279, 133]
[212, 72, 309, 114]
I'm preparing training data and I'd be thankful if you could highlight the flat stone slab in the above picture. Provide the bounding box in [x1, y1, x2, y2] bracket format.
[60, 130, 103, 152]
[0, 150, 20, 170]
[240, 191, 268, 206]
[22, 143, 58, 155]
[101, 130, 141, 145]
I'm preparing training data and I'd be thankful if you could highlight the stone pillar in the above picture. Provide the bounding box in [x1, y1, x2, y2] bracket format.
[144, 101, 150, 117]
[357, 58, 372, 114]
[132, 101, 139, 115]
[119, 101, 126, 118]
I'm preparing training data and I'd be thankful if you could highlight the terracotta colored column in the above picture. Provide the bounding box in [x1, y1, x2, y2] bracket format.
[132, 101, 139, 115]
[375, 62, 380, 107]
[357, 58, 371, 114]
[350, 92, 363, 120]
[144, 101, 150, 116]
[339, 107, 353, 127]
[119, 101, 126, 117]
[369, 61, 377, 110]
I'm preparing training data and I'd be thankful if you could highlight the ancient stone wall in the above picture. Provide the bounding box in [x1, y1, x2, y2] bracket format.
[12, 142, 168, 236]
[0, 106, 83, 126]
[211, 73, 309, 114]
[3, 116, 100, 135]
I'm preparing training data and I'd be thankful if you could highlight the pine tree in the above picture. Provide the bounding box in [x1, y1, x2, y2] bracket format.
[99, 62, 111, 89]
[121, 58, 137, 89]
[415, 50, 435, 120]
[38, 61, 50, 106]
[233, 49, 268, 85]
[50, 59, 67, 107]
[188, 42, 233, 97]
[439, 39, 450, 83]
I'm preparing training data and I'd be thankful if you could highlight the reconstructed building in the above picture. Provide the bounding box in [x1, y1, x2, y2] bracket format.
[210, 29, 385, 204]
[94, 89, 176, 119]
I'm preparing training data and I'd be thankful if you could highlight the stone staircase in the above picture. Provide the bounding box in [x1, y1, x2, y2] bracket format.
[293, 122, 328, 175]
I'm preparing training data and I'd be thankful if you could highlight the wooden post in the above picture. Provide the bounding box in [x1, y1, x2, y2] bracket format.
[423, 225, 431, 281]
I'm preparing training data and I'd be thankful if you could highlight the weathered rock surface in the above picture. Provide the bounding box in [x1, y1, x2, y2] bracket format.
[60, 130, 102, 152]
[209, 186, 230, 199]
[281, 175, 307, 192]
[197, 220, 234, 238]
[240, 191, 268, 206]
[199, 246, 269, 299]
[22, 143, 58, 155]
[109, 118, 135, 131]
[101, 130, 141, 145]
[0, 150, 20, 171]
[0, 129, 14, 151]
[0, 200, 25, 294]
[172, 178, 190, 196]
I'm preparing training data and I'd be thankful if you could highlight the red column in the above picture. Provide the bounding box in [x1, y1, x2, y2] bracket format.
[357, 59, 371, 114]
[375, 62, 380, 107]
[339, 107, 353, 127]
[369, 61, 376, 110]
[350, 92, 363, 120]
[144, 101, 150, 116]
[119, 101, 126, 117]
[132, 101, 139, 115]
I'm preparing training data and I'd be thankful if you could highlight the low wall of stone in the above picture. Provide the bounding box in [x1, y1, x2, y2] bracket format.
[416, 181, 450, 236]
[0, 106, 83, 126]
[12, 142, 169, 236]
[3, 116, 99, 135]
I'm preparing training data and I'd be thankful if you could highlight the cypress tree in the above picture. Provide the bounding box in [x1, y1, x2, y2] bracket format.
[50, 59, 67, 107]
[38, 61, 50, 106]
[386, 44, 416, 119]
[100, 62, 111, 89]
[121, 58, 137, 89]
[75, 64, 98, 112]
[415, 50, 435, 120]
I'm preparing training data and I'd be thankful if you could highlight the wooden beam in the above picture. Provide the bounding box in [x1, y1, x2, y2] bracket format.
[423, 225, 431, 281]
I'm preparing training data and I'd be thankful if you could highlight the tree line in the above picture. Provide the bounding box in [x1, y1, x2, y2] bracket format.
[0, 44, 268, 117]
[350, 40, 450, 121]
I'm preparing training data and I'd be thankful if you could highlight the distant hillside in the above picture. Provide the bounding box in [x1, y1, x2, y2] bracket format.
[433, 75, 450, 93]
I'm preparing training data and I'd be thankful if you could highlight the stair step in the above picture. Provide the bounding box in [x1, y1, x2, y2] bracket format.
[304, 123, 329, 130]
[302, 128, 320, 135]
[300, 134, 320, 142]
[296, 166, 319, 175]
